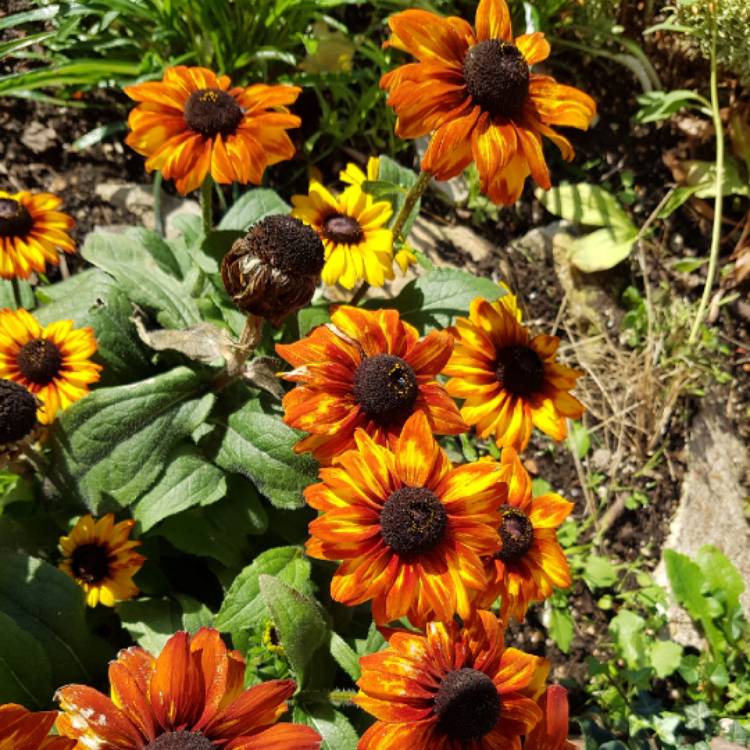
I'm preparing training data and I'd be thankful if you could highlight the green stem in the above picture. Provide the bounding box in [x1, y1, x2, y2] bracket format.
[689, 19, 724, 345]
[201, 177, 214, 234]
[11, 277, 23, 309]
[350, 282, 370, 306]
[390, 169, 431, 245]
[153, 170, 164, 237]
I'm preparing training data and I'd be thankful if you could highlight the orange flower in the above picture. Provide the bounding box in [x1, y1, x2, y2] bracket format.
[0, 704, 75, 750]
[0, 190, 74, 280]
[305, 411, 504, 627]
[380, 0, 596, 204]
[125, 66, 301, 195]
[445, 294, 584, 452]
[56, 628, 321, 750]
[276, 305, 466, 465]
[477, 448, 573, 620]
[525, 685, 575, 750]
[355, 609, 547, 749]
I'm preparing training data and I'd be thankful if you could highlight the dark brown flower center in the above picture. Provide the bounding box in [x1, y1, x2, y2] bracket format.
[434, 668, 501, 741]
[0, 198, 33, 238]
[184, 88, 243, 138]
[353, 353, 418, 425]
[246, 215, 325, 276]
[17, 339, 63, 386]
[380, 486, 447, 557]
[495, 344, 544, 397]
[0, 379, 37, 443]
[145, 732, 214, 750]
[322, 213, 363, 245]
[463, 39, 530, 119]
[496, 505, 534, 562]
[70, 543, 111, 584]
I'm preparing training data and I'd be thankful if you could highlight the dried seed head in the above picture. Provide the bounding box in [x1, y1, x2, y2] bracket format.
[0, 379, 37, 444]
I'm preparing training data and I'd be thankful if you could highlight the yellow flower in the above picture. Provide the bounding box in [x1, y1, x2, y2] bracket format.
[59, 514, 144, 607]
[291, 179, 394, 289]
[0, 308, 101, 424]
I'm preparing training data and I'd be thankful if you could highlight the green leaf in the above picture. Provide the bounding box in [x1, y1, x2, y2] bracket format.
[0, 4, 60, 30]
[649, 639, 683, 678]
[367, 268, 504, 331]
[537, 184, 634, 229]
[218, 189, 290, 231]
[0, 552, 111, 688]
[583, 555, 617, 590]
[634, 89, 707, 123]
[294, 703, 358, 750]
[569, 225, 638, 273]
[50, 368, 214, 512]
[609, 609, 646, 669]
[215, 546, 311, 633]
[671, 257, 708, 273]
[548, 606, 574, 654]
[0, 279, 34, 308]
[134, 446, 226, 531]
[695, 545, 745, 611]
[81, 231, 201, 329]
[569, 421, 591, 458]
[657, 185, 702, 218]
[329, 632, 361, 681]
[259, 575, 329, 685]
[0, 611, 53, 708]
[681, 157, 750, 199]
[664, 549, 710, 622]
[208, 393, 318, 509]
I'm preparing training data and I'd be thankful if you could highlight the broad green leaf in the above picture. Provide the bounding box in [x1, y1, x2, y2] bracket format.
[215, 546, 311, 633]
[329, 632, 361, 681]
[0, 611, 53, 708]
[209, 394, 318, 509]
[583, 555, 617, 590]
[671, 257, 708, 273]
[293, 704, 358, 750]
[134, 446, 226, 531]
[367, 268, 504, 331]
[569, 225, 638, 273]
[537, 184, 633, 229]
[695, 545, 745, 611]
[218, 189, 290, 231]
[259, 575, 329, 685]
[50, 368, 214, 512]
[0, 552, 111, 688]
[548, 606, 574, 654]
[82, 231, 201, 329]
[682, 157, 750, 199]
[0, 279, 34, 308]
[609, 609, 646, 669]
[569, 421, 591, 458]
[649, 639, 683, 678]
[35, 269, 153, 385]
[656, 185, 702, 218]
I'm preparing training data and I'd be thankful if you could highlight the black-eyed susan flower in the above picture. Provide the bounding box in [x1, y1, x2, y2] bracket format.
[221, 214, 324, 326]
[355, 609, 547, 749]
[0, 378, 39, 466]
[525, 685, 575, 750]
[124, 66, 301, 195]
[476, 448, 573, 620]
[291, 179, 394, 289]
[0, 704, 75, 750]
[445, 294, 584, 452]
[380, 0, 596, 205]
[0, 308, 101, 424]
[59, 514, 144, 607]
[55, 628, 321, 750]
[276, 304, 466, 464]
[0, 190, 75, 279]
[304, 411, 504, 626]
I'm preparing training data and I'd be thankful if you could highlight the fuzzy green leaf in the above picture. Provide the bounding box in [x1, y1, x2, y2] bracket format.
[0, 611, 53, 708]
[218, 189, 290, 231]
[293, 704, 358, 750]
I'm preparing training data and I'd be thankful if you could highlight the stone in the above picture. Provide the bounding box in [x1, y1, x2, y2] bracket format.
[408, 215, 496, 268]
[21, 122, 56, 153]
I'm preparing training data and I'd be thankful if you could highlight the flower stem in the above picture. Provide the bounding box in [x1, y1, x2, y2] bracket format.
[689, 18, 724, 345]
[212, 314, 264, 390]
[350, 282, 370, 306]
[201, 177, 214, 235]
[390, 169, 431, 244]
[153, 170, 164, 237]
[11, 277, 23, 309]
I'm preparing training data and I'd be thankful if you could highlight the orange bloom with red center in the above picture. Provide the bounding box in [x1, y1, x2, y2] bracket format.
[356, 609, 547, 749]
[276, 305, 466, 465]
[477, 448, 573, 620]
[380, 0, 596, 205]
[55, 628, 320, 750]
[0, 704, 75, 750]
[0, 190, 75, 280]
[305, 411, 504, 627]
[125, 66, 301, 195]
[445, 294, 584, 452]
[525, 685, 575, 750]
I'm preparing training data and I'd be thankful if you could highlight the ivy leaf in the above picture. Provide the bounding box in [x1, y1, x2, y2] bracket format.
[50, 367, 214, 512]
[0, 611, 53, 708]
[218, 188, 290, 231]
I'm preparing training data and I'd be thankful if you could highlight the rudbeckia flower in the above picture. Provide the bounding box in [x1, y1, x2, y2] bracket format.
[305, 411, 504, 626]
[291, 179, 394, 289]
[0, 308, 101, 424]
[59, 513, 145, 607]
[55, 628, 321, 750]
[380, 0, 596, 204]
[477, 448, 573, 620]
[445, 294, 584, 451]
[0, 190, 74, 280]
[0, 704, 75, 750]
[356, 609, 547, 749]
[276, 305, 466, 464]
[525, 685, 575, 750]
[125, 66, 301, 195]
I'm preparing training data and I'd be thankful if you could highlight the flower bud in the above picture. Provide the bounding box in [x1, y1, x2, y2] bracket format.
[221, 215, 325, 326]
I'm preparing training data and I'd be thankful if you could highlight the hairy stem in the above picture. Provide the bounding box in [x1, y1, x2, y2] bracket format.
[390, 169, 431, 244]
[11, 277, 23, 309]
